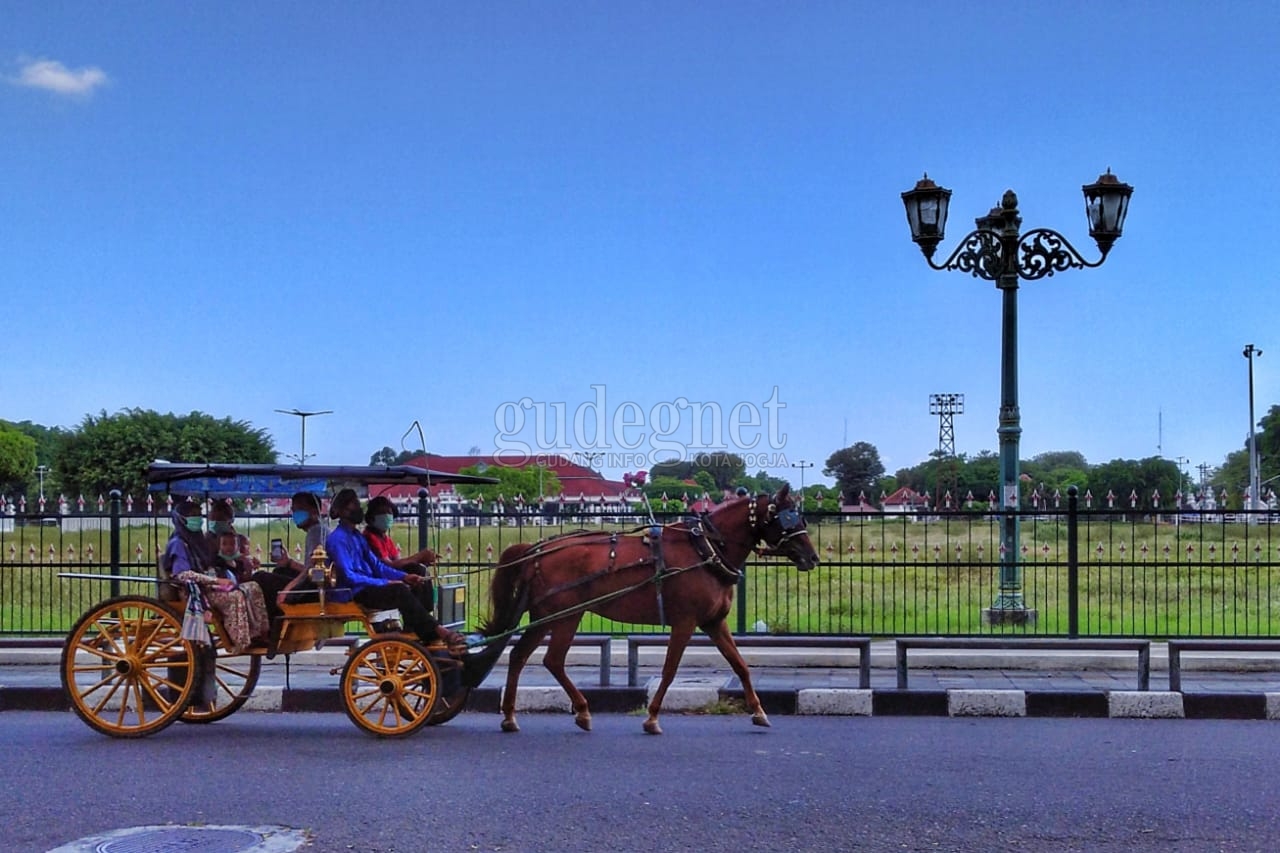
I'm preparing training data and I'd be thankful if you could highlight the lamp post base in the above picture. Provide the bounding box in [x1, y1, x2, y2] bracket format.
[982, 598, 1038, 627]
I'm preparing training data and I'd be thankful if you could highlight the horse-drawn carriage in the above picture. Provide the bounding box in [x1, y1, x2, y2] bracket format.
[59, 461, 497, 739]
[61, 460, 821, 738]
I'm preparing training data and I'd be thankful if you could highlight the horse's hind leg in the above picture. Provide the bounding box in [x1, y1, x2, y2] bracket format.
[542, 617, 592, 731]
[644, 621, 694, 735]
[500, 626, 546, 733]
[703, 618, 769, 728]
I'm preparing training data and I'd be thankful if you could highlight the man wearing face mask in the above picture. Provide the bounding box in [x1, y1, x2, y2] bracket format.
[253, 491, 327, 628]
[325, 488, 463, 647]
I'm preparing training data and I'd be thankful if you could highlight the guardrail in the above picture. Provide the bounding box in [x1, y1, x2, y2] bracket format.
[1167, 639, 1280, 691]
[627, 635, 872, 688]
[894, 638, 1152, 690]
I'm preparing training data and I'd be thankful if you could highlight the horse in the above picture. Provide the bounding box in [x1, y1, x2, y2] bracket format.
[472, 485, 819, 735]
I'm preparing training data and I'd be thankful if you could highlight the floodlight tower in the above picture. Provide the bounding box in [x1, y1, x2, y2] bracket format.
[930, 393, 964, 506]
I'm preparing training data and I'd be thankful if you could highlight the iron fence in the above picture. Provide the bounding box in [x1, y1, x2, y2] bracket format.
[5, 492, 1280, 638]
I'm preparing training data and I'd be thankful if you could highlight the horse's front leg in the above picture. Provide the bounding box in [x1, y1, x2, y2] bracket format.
[542, 617, 591, 731]
[500, 627, 546, 733]
[644, 621, 695, 735]
[703, 619, 769, 728]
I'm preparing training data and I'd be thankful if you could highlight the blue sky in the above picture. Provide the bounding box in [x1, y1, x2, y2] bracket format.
[4, 2, 1278, 490]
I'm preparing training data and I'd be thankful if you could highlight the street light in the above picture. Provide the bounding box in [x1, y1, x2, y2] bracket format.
[902, 170, 1134, 624]
[35, 464, 49, 502]
[1244, 344, 1263, 513]
[275, 408, 333, 465]
[790, 461, 814, 511]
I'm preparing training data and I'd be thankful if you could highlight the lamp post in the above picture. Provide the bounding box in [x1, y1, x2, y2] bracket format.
[275, 408, 333, 465]
[1244, 344, 1263, 514]
[35, 464, 49, 502]
[791, 460, 814, 511]
[902, 170, 1133, 624]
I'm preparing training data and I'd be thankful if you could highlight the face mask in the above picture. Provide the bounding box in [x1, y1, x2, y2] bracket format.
[184, 516, 204, 533]
[373, 513, 394, 532]
[219, 549, 238, 560]
[292, 510, 310, 528]
[211, 520, 232, 535]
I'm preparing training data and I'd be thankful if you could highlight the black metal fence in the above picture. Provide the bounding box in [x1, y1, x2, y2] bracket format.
[5, 491, 1280, 638]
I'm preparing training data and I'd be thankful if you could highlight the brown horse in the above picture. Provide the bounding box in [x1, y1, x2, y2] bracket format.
[474, 485, 819, 734]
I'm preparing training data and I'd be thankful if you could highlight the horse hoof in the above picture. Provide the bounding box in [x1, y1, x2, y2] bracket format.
[751, 712, 771, 728]
[574, 713, 592, 732]
[643, 719, 663, 735]
[501, 719, 520, 733]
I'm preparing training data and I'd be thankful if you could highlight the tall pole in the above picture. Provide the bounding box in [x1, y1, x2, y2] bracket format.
[1244, 345, 1263, 513]
[35, 464, 49, 502]
[275, 408, 333, 464]
[993, 200, 1024, 617]
[791, 460, 813, 511]
[903, 172, 1133, 626]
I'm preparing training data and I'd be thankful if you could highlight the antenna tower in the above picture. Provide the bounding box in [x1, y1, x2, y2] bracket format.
[929, 393, 964, 506]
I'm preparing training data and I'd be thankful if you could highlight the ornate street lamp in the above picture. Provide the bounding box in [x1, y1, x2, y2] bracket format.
[902, 170, 1133, 624]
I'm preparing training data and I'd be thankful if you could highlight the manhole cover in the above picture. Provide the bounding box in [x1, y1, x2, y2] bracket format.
[47, 824, 309, 853]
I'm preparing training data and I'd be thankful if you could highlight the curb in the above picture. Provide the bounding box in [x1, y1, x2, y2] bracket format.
[11, 684, 1280, 720]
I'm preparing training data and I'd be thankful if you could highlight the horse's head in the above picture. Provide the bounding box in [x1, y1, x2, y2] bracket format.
[749, 484, 819, 571]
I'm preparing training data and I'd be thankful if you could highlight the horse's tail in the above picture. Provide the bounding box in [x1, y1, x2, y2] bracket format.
[461, 542, 535, 687]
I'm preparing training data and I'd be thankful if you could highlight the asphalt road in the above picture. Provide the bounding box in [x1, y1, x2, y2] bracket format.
[3, 711, 1278, 852]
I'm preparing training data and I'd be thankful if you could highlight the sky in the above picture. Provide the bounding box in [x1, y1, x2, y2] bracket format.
[4, 2, 1279, 492]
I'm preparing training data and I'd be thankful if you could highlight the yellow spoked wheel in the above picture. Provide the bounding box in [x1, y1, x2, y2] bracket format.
[340, 638, 440, 738]
[180, 644, 261, 724]
[61, 596, 198, 738]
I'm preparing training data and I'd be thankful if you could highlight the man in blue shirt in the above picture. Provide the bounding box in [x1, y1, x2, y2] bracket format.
[325, 488, 464, 647]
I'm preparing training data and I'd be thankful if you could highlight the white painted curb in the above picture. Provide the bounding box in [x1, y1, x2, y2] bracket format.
[1264, 693, 1280, 720]
[948, 689, 1026, 717]
[504, 685, 572, 712]
[647, 677, 722, 711]
[243, 685, 283, 712]
[797, 688, 873, 716]
[1108, 691, 1184, 718]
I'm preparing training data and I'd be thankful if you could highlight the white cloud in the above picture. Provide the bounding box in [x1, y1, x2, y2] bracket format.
[13, 59, 108, 96]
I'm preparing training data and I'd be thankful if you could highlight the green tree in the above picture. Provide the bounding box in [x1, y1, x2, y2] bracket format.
[0, 426, 37, 496]
[733, 470, 788, 496]
[651, 452, 745, 491]
[455, 464, 560, 505]
[823, 442, 884, 504]
[55, 409, 275, 499]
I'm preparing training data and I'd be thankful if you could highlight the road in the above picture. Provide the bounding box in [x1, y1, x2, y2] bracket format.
[3, 711, 1277, 852]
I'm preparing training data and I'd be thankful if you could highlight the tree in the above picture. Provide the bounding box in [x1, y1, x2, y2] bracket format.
[0, 426, 37, 496]
[733, 469, 787, 496]
[55, 409, 275, 499]
[824, 442, 885, 503]
[455, 464, 560, 506]
[651, 452, 746, 491]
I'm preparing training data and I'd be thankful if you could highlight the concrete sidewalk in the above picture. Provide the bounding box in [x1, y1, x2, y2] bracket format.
[9, 640, 1280, 720]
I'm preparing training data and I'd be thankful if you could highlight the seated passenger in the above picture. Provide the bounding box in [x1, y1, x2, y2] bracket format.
[325, 488, 463, 647]
[163, 499, 269, 654]
[253, 491, 327, 625]
[206, 497, 256, 579]
[363, 495, 437, 573]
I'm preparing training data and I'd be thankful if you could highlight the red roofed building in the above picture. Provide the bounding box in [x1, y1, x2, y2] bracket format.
[882, 486, 928, 514]
[370, 453, 638, 511]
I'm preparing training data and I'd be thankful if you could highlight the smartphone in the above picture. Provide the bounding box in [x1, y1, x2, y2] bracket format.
[270, 538, 284, 562]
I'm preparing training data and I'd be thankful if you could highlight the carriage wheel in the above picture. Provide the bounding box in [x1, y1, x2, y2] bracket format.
[60, 595, 197, 738]
[180, 647, 261, 724]
[340, 638, 440, 738]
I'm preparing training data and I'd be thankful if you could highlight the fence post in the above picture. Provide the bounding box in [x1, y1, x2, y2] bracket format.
[1067, 484, 1079, 638]
[736, 566, 747, 635]
[109, 489, 122, 599]
[416, 487, 430, 553]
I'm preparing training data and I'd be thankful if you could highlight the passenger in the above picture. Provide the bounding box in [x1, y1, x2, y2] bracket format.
[163, 499, 269, 654]
[325, 488, 464, 647]
[206, 498, 256, 582]
[363, 495, 437, 571]
[253, 491, 327, 624]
